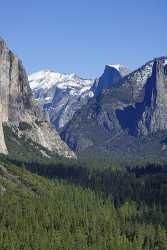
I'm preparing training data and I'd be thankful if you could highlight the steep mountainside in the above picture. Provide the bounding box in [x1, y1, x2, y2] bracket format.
[0, 37, 75, 158]
[29, 70, 94, 129]
[92, 64, 130, 96]
[61, 57, 167, 161]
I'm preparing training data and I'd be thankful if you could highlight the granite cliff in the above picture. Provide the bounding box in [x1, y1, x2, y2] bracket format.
[92, 64, 130, 96]
[61, 57, 167, 161]
[0, 37, 75, 158]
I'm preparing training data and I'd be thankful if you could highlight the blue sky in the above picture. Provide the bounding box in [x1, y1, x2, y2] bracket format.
[0, 0, 167, 78]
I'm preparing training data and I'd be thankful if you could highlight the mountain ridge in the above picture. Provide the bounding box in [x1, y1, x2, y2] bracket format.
[29, 63, 130, 129]
[29, 70, 94, 129]
[61, 56, 167, 162]
[92, 64, 130, 96]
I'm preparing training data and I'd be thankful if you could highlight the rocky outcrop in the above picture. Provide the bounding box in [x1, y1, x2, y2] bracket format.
[92, 64, 130, 96]
[115, 58, 167, 136]
[61, 57, 167, 161]
[0, 37, 76, 158]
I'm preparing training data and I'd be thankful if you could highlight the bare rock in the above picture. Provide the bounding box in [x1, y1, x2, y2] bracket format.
[0, 38, 76, 158]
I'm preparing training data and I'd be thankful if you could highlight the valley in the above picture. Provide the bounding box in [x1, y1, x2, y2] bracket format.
[0, 28, 167, 250]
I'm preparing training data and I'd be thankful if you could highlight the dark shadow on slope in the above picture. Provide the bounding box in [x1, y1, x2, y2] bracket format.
[116, 62, 157, 136]
[3, 156, 167, 209]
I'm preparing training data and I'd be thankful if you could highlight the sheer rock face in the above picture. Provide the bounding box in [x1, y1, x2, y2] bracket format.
[146, 59, 167, 133]
[61, 57, 167, 161]
[0, 38, 76, 158]
[115, 58, 167, 136]
[92, 64, 130, 96]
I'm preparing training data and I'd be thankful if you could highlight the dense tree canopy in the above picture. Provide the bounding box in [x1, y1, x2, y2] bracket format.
[1, 129, 167, 249]
[1, 158, 167, 249]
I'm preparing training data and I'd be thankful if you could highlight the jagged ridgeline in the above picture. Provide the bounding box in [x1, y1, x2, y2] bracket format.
[0, 37, 76, 159]
[29, 70, 94, 129]
[61, 57, 167, 162]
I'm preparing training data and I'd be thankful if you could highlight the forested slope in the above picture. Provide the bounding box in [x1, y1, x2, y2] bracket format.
[1, 158, 167, 250]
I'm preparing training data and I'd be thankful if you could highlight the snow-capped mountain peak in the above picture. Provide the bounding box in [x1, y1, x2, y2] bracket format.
[29, 70, 93, 91]
[29, 69, 94, 129]
[107, 64, 124, 71]
[163, 59, 167, 66]
[28, 64, 131, 129]
[93, 64, 131, 96]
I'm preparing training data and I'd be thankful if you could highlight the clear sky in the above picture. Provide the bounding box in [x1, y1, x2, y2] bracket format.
[0, 0, 167, 78]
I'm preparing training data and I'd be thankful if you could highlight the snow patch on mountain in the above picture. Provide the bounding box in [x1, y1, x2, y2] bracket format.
[93, 64, 131, 96]
[108, 64, 124, 71]
[29, 70, 94, 129]
[163, 59, 167, 66]
[29, 70, 93, 97]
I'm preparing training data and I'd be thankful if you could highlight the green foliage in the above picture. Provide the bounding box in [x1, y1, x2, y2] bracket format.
[1, 124, 167, 249]
[2, 125, 63, 163]
[3, 125, 45, 161]
[19, 122, 32, 130]
[1, 162, 167, 250]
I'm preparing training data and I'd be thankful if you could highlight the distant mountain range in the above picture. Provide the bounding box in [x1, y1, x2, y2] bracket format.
[29, 53, 167, 162]
[29, 64, 130, 129]
[29, 70, 94, 129]
[60, 57, 167, 162]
